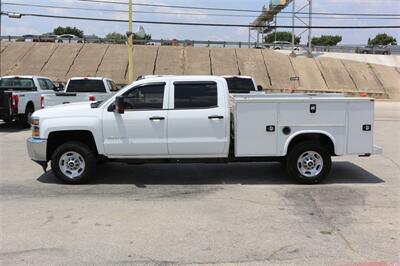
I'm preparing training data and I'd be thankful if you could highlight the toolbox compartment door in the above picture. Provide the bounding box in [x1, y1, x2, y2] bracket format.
[235, 102, 278, 156]
[347, 101, 374, 154]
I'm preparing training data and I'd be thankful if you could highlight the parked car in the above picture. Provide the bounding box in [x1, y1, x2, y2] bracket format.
[0, 76, 61, 126]
[39, 34, 59, 43]
[56, 34, 84, 44]
[271, 41, 299, 51]
[27, 75, 381, 184]
[41, 77, 118, 108]
[356, 45, 391, 55]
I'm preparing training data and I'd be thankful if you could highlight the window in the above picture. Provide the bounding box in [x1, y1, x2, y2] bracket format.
[107, 80, 118, 91]
[174, 82, 218, 109]
[67, 80, 106, 93]
[0, 78, 35, 91]
[45, 79, 56, 90]
[38, 79, 49, 90]
[224, 77, 256, 94]
[122, 83, 165, 110]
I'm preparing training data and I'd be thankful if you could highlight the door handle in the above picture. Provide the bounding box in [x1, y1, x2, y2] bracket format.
[149, 116, 165, 121]
[208, 115, 224, 120]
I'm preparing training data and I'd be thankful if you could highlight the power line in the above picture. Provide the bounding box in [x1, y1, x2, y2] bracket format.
[76, 0, 400, 17]
[3, 2, 400, 20]
[2, 11, 400, 29]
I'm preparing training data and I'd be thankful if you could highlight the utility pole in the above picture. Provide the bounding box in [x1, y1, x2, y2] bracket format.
[308, 0, 313, 56]
[291, 0, 296, 57]
[127, 0, 134, 83]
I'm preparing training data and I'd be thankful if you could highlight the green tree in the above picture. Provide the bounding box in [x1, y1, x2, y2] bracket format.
[53, 26, 84, 38]
[264, 31, 300, 44]
[368, 33, 397, 45]
[311, 35, 342, 46]
[105, 32, 126, 43]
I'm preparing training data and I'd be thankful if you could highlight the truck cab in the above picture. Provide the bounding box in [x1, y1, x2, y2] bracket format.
[27, 75, 381, 184]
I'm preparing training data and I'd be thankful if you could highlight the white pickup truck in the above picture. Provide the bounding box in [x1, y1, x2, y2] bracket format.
[42, 77, 117, 108]
[27, 75, 381, 184]
[0, 75, 61, 127]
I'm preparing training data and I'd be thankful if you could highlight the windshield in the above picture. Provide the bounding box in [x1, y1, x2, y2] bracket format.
[0, 78, 35, 91]
[67, 80, 106, 93]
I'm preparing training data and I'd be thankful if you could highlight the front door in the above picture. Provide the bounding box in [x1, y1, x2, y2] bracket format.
[102, 82, 169, 156]
[167, 81, 227, 156]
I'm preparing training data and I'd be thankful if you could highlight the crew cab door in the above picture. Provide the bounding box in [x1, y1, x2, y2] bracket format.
[167, 80, 228, 156]
[102, 82, 169, 156]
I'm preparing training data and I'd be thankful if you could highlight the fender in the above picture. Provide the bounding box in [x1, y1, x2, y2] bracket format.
[283, 130, 338, 156]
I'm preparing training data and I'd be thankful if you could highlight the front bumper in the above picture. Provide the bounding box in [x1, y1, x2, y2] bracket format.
[27, 137, 47, 162]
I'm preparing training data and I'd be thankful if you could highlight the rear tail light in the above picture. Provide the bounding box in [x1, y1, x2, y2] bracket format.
[88, 95, 96, 101]
[12, 95, 19, 112]
[40, 96, 44, 109]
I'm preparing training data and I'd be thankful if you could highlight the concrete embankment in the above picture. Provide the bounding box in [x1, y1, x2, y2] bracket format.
[1, 42, 399, 99]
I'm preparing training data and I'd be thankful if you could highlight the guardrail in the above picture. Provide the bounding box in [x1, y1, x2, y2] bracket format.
[1, 35, 399, 55]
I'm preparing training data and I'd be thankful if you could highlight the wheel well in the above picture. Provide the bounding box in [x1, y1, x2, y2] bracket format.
[287, 133, 335, 156]
[47, 130, 98, 160]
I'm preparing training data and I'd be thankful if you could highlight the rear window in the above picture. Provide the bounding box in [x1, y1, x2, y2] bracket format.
[224, 77, 255, 93]
[0, 78, 35, 91]
[67, 79, 106, 93]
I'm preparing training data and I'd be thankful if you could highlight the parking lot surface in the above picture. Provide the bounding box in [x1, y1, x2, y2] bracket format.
[0, 102, 399, 265]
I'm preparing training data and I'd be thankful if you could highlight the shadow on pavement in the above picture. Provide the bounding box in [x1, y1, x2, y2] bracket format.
[37, 161, 384, 186]
[0, 121, 29, 133]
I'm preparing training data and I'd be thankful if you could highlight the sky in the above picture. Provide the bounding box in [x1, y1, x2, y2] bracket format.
[1, 0, 399, 45]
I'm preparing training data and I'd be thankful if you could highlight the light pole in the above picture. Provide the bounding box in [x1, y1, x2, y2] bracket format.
[127, 0, 134, 83]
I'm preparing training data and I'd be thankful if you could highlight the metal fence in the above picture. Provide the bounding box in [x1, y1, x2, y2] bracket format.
[1, 35, 399, 55]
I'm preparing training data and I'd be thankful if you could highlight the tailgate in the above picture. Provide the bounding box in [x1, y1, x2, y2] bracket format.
[43, 93, 102, 108]
[0, 91, 12, 116]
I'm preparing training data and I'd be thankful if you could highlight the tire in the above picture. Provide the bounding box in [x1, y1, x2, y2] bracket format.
[285, 141, 331, 184]
[51, 141, 96, 184]
[20, 105, 34, 128]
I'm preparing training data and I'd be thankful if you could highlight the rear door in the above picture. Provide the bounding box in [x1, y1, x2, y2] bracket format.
[167, 80, 227, 156]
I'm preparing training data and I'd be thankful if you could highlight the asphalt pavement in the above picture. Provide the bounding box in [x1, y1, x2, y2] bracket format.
[0, 102, 399, 265]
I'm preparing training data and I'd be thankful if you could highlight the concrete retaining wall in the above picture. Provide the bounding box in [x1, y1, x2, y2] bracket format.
[1, 42, 399, 99]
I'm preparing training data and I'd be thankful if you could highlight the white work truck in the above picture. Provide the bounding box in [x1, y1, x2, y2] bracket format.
[27, 76, 381, 184]
[0, 75, 60, 127]
[42, 77, 117, 108]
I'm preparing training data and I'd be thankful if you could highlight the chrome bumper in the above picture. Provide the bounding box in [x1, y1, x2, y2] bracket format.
[27, 137, 47, 162]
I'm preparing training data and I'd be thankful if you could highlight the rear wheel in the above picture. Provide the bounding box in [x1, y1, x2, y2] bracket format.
[51, 142, 96, 184]
[286, 141, 331, 184]
[20, 105, 34, 128]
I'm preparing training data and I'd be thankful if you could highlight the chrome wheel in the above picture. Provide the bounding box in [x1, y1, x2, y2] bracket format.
[59, 151, 86, 179]
[297, 151, 323, 178]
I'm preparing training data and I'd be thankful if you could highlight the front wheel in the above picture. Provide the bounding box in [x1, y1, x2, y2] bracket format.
[51, 142, 96, 184]
[286, 141, 331, 184]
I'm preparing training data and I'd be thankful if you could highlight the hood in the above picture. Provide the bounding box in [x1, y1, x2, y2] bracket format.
[33, 102, 96, 119]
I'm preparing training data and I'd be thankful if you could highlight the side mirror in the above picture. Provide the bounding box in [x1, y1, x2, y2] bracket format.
[115, 96, 125, 114]
[257, 85, 263, 91]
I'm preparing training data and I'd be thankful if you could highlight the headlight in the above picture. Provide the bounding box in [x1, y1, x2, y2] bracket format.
[31, 118, 40, 138]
